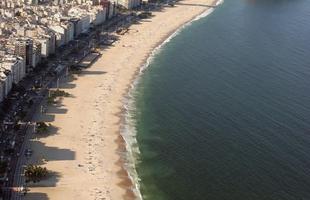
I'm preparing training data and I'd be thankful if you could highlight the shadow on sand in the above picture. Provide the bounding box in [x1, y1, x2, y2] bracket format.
[78, 70, 107, 76]
[30, 140, 75, 164]
[11, 191, 50, 200]
[176, 2, 217, 7]
[24, 192, 49, 200]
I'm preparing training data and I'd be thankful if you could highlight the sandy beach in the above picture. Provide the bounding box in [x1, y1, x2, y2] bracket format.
[23, 0, 216, 199]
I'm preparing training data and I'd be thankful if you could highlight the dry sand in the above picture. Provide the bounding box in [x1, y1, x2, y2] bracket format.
[24, 0, 217, 199]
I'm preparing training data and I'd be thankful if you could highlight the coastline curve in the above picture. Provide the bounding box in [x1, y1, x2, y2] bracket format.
[120, 0, 223, 199]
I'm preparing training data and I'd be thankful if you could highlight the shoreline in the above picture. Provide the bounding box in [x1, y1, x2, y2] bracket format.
[120, 0, 221, 198]
[23, 0, 219, 199]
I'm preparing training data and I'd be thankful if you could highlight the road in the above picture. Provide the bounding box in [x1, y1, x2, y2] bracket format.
[10, 73, 64, 200]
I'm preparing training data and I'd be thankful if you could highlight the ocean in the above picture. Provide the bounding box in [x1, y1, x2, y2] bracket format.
[127, 0, 310, 199]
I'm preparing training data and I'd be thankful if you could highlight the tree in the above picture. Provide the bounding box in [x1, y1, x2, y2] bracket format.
[47, 89, 71, 105]
[36, 122, 49, 133]
[24, 165, 48, 183]
[53, 89, 70, 98]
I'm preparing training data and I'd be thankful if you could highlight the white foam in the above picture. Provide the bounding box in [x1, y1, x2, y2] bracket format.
[216, 0, 224, 6]
[120, 1, 223, 199]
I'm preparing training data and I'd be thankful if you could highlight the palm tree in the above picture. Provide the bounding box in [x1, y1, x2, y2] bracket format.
[24, 165, 48, 183]
[36, 122, 49, 133]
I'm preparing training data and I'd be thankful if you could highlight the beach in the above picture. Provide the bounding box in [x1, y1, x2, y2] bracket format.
[23, 0, 216, 199]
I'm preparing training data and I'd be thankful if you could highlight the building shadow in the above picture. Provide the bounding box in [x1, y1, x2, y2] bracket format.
[24, 192, 49, 200]
[30, 140, 75, 163]
[33, 113, 55, 123]
[78, 70, 107, 76]
[45, 107, 68, 115]
[9, 190, 49, 200]
[176, 2, 217, 7]
[58, 82, 76, 89]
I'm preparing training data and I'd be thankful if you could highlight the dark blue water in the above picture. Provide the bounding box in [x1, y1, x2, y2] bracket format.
[133, 0, 310, 199]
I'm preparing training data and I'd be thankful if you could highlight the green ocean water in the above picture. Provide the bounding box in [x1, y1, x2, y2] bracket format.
[130, 0, 310, 199]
